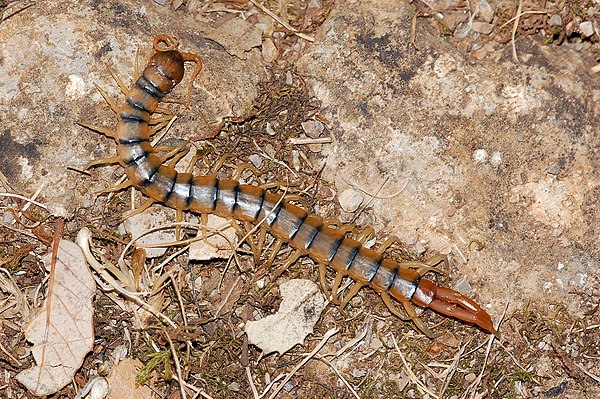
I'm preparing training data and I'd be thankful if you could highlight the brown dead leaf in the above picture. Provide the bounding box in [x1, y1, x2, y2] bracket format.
[245, 279, 326, 355]
[107, 358, 153, 399]
[16, 240, 95, 396]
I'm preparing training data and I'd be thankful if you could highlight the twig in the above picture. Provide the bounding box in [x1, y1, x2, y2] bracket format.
[266, 328, 339, 399]
[510, 0, 524, 63]
[0, 192, 47, 209]
[391, 332, 439, 398]
[249, 0, 314, 42]
[165, 331, 187, 399]
[246, 367, 260, 399]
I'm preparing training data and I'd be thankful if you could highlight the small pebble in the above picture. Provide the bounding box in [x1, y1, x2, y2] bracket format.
[301, 120, 325, 138]
[546, 162, 561, 175]
[284, 382, 294, 392]
[465, 373, 477, 383]
[338, 188, 364, 212]
[579, 21, 594, 37]
[249, 153, 262, 168]
[292, 149, 300, 171]
[473, 148, 488, 164]
[308, 143, 322, 153]
[228, 382, 240, 392]
[262, 38, 278, 63]
[548, 15, 562, 26]
[490, 151, 502, 166]
[264, 143, 276, 158]
[265, 122, 276, 136]
[352, 368, 366, 378]
[370, 337, 383, 350]
[472, 21, 494, 34]
[473, 0, 494, 22]
[453, 276, 473, 295]
[285, 70, 293, 86]
[538, 341, 546, 350]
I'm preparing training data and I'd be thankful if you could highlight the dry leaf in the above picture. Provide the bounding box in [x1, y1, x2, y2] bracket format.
[107, 358, 153, 399]
[245, 279, 326, 355]
[16, 240, 95, 396]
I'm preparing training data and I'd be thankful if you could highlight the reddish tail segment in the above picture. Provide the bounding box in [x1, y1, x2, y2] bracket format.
[95, 34, 497, 338]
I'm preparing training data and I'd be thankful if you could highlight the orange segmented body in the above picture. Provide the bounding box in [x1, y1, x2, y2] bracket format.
[90, 35, 498, 338]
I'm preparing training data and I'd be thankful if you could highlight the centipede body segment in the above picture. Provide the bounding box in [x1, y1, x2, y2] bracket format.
[83, 34, 498, 338]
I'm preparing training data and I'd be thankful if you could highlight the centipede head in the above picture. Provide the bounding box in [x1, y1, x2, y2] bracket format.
[146, 49, 185, 93]
[146, 35, 203, 103]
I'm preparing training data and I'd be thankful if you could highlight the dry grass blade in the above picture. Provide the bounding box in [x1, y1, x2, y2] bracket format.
[391, 333, 439, 398]
[266, 328, 339, 399]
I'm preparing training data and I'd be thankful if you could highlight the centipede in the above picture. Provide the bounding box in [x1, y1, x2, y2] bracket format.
[81, 34, 498, 338]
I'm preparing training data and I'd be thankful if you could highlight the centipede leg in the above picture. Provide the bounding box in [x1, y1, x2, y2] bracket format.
[397, 254, 448, 276]
[376, 235, 402, 254]
[95, 179, 132, 195]
[93, 83, 120, 114]
[78, 121, 118, 139]
[175, 208, 183, 241]
[355, 226, 375, 244]
[108, 67, 129, 96]
[330, 272, 345, 304]
[337, 282, 366, 311]
[380, 292, 437, 338]
[83, 156, 122, 170]
[322, 218, 354, 234]
[232, 162, 261, 181]
[318, 263, 329, 298]
[241, 221, 262, 264]
[122, 198, 155, 221]
[273, 249, 303, 278]
[134, 48, 142, 80]
[266, 238, 284, 268]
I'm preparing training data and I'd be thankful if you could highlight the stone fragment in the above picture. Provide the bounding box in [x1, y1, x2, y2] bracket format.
[579, 21, 594, 37]
[548, 15, 562, 26]
[338, 188, 364, 212]
[301, 120, 325, 138]
[472, 21, 494, 35]
[473, 0, 495, 23]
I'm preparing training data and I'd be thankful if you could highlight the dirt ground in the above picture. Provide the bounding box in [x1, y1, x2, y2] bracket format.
[0, 0, 599, 398]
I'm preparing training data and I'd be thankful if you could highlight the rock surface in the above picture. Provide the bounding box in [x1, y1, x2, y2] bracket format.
[0, 0, 264, 217]
[297, 0, 599, 319]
